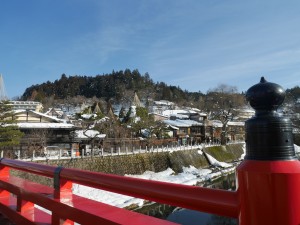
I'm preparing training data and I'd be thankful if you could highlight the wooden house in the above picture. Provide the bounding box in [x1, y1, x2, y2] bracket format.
[12, 110, 76, 153]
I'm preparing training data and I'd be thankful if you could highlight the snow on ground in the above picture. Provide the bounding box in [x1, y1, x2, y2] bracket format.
[72, 152, 236, 209]
[240, 143, 246, 160]
[73, 184, 145, 208]
[204, 153, 232, 168]
[295, 144, 300, 153]
[126, 166, 213, 186]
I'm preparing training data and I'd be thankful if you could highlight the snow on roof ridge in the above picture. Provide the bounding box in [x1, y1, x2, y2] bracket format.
[15, 109, 64, 123]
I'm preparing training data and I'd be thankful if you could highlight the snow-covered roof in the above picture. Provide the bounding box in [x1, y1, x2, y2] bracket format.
[33, 110, 65, 122]
[162, 109, 197, 117]
[17, 122, 74, 129]
[166, 124, 179, 130]
[14, 109, 65, 123]
[81, 114, 94, 119]
[211, 120, 223, 128]
[75, 130, 106, 139]
[163, 119, 203, 128]
[153, 100, 175, 106]
[45, 108, 64, 116]
[173, 114, 189, 119]
[228, 121, 245, 126]
[184, 107, 207, 115]
[161, 108, 207, 118]
[9, 100, 41, 105]
[211, 120, 245, 127]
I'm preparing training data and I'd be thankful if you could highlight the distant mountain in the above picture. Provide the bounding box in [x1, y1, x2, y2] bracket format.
[21, 69, 204, 105]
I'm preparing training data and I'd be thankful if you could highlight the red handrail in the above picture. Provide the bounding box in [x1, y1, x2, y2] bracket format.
[60, 166, 238, 218]
[1, 158, 56, 177]
[0, 158, 239, 224]
[2, 156, 300, 225]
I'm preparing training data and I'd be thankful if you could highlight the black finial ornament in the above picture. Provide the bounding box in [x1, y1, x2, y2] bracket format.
[245, 77, 296, 160]
[246, 76, 285, 112]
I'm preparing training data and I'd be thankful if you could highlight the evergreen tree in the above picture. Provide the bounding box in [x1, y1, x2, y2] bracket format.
[20, 69, 192, 105]
[0, 101, 24, 148]
[123, 107, 133, 124]
[131, 107, 155, 137]
[119, 106, 126, 120]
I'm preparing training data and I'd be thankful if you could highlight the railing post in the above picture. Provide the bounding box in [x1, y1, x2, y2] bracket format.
[0, 159, 10, 198]
[237, 77, 300, 225]
[0, 158, 36, 214]
[53, 166, 74, 225]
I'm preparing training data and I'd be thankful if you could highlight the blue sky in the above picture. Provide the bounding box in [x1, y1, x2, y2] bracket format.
[1, 0, 300, 99]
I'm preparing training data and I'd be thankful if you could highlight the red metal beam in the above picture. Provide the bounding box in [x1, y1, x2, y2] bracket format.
[0, 158, 55, 178]
[61, 167, 239, 218]
[0, 158, 239, 218]
[0, 160, 179, 225]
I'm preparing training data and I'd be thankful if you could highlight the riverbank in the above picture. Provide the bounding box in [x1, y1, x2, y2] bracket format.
[12, 143, 245, 188]
[41, 143, 245, 175]
[72, 154, 238, 209]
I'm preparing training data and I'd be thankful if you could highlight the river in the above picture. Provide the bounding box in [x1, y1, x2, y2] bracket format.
[167, 172, 237, 224]
[132, 172, 237, 225]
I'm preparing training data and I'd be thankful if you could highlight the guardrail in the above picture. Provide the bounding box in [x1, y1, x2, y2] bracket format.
[0, 78, 299, 225]
[0, 157, 238, 225]
[12, 142, 227, 160]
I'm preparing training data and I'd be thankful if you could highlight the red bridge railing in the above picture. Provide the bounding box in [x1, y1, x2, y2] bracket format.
[0, 157, 238, 225]
[0, 78, 299, 225]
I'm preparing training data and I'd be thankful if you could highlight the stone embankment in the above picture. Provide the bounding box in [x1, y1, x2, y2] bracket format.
[12, 143, 244, 187]
[45, 143, 245, 175]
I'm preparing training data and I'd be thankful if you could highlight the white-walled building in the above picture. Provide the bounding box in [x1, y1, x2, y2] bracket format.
[8, 101, 43, 112]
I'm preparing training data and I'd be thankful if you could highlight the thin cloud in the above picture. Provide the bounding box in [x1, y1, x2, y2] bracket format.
[161, 47, 300, 92]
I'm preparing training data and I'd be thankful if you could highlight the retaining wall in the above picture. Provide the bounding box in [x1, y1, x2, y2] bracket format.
[11, 144, 244, 186]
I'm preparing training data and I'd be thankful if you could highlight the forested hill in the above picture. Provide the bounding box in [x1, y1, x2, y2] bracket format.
[22, 69, 204, 104]
[21, 69, 300, 107]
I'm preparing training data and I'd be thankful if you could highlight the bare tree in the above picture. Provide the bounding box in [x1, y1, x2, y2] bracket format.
[24, 129, 50, 158]
[205, 84, 246, 145]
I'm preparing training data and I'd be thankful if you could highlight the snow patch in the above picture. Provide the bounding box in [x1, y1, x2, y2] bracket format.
[205, 152, 232, 168]
[295, 144, 300, 153]
[71, 163, 234, 209]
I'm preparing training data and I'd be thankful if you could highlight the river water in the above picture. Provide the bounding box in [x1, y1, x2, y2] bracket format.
[166, 172, 237, 225]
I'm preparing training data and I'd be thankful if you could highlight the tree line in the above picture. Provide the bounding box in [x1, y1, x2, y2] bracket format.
[21, 69, 300, 111]
[21, 69, 204, 106]
[2, 70, 300, 152]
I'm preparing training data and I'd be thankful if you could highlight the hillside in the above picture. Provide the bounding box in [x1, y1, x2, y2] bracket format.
[22, 69, 204, 105]
[21, 69, 300, 114]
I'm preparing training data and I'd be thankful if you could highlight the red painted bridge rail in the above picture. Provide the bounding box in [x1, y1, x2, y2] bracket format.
[0, 157, 238, 225]
[1, 77, 300, 225]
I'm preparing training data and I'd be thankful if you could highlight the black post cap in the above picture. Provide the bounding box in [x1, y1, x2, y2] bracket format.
[244, 77, 296, 160]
